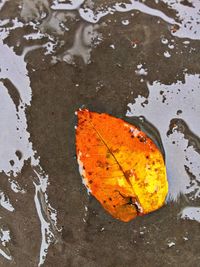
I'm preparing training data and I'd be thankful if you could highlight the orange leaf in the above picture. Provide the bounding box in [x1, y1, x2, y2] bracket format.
[76, 109, 168, 222]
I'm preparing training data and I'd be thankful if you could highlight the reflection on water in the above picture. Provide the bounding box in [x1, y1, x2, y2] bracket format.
[78, 1, 176, 25]
[180, 206, 200, 223]
[0, 190, 14, 212]
[0, 227, 11, 261]
[127, 74, 200, 201]
[0, 0, 200, 265]
[58, 24, 102, 64]
[0, 8, 59, 265]
[162, 0, 200, 39]
[52, 0, 200, 39]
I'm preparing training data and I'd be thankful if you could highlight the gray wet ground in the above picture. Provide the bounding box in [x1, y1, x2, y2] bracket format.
[0, 0, 200, 266]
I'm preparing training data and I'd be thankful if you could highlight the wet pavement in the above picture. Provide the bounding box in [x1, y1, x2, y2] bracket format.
[0, 0, 200, 266]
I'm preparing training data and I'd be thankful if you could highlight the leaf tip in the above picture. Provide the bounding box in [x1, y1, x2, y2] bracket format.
[76, 108, 90, 120]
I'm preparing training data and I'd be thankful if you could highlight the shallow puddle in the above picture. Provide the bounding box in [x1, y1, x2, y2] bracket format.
[0, 0, 200, 266]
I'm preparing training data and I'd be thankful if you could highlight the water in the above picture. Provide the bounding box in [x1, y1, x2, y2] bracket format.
[0, 0, 200, 266]
[127, 74, 200, 200]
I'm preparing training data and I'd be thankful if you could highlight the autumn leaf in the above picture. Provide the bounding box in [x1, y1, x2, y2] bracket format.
[76, 109, 168, 222]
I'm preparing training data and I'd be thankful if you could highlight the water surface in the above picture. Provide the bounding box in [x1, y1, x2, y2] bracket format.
[0, 0, 200, 266]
